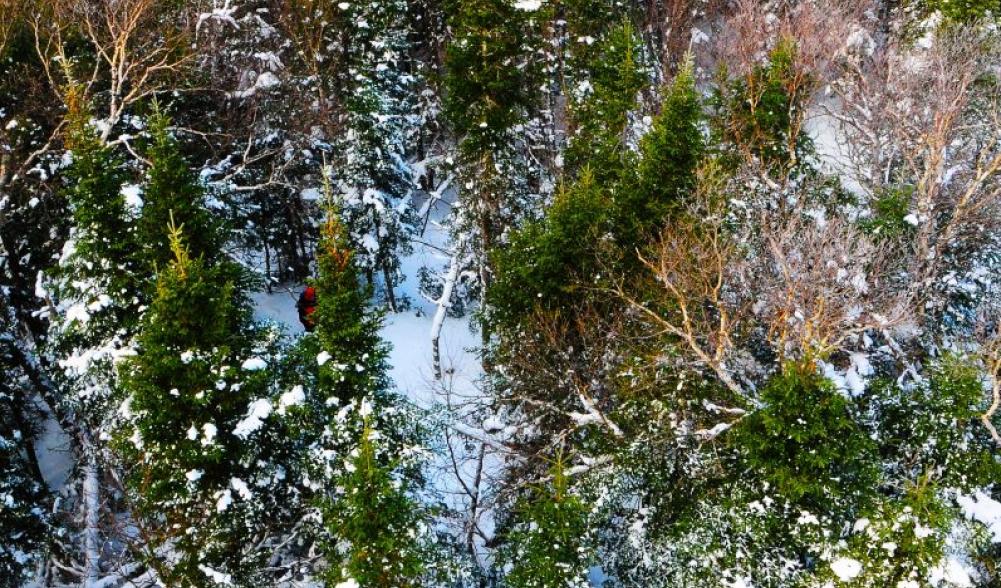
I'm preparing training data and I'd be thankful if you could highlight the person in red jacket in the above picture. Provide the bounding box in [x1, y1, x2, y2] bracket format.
[296, 286, 317, 332]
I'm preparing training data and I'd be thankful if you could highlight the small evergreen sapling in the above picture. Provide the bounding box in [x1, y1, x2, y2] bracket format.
[500, 455, 594, 588]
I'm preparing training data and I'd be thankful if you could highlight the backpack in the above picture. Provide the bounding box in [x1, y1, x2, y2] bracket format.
[297, 287, 317, 331]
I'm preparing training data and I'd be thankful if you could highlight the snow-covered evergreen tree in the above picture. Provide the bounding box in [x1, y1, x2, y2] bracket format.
[114, 221, 288, 585]
[137, 108, 225, 272]
[0, 376, 47, 587]
[298, 179, 433, 585]
[40, 87, 145, 585]
[443, 0, 541, 311]
[331, 0, 420, 312]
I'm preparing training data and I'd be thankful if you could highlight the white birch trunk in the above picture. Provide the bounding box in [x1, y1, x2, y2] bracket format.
[432, 240, 465, 380]
[83, 455, 101, 587]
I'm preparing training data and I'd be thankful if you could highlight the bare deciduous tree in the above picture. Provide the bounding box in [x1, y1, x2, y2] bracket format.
[621, 162, 753, 398]
[624, 163, 909, 400]
[36, 0, 194, 140]
[829, 30, 1001, 321]
[753, 209, 908, 361]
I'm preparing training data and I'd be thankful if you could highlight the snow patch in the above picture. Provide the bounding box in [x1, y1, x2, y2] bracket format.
[830, 557, 863, 581]
[277, 385, 305, 414]
[513, 0, 542, 10]
[197, 564, 234, 586]
[241, 357, 267, 371]
[121, 184, 143, 209]
[956, 491, 1001, 542]
[233, 398, 273, 438]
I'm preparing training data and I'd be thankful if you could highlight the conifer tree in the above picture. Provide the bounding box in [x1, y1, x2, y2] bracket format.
[138, 108, 223, 272]
[310, 186, 389, 403]
[47, 85, 143, 350]
[42, 88, 145, 585]
[713, 38, 811, 177]
[617, 56, 703, 246]
[115, 221, 285, 585]
[323, 421, 427, 587]
[333, 0, 419, 311]
[301, 177, 430, 586]
[489, 168, 608, 331]
[113, 110, 314, 583]
[443, 0, 539, 311]
[563, 20, 645, 185]
[500, 455, 593, 588]
[444, 0, 535, 157]
[0, 380, 47, 587]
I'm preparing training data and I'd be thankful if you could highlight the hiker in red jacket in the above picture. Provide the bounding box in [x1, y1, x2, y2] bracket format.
[296, 286, 317, 332]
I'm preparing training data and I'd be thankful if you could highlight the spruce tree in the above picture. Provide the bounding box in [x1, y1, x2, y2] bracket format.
[489, 168, 608, 331]
[301, 180, 430, 586]
[734, 362, 878, 510]
[114, 118, 311, 583]
[444, 0, 535, 157]
[138, 108, 223, 272]
[42, 88, 145, 585]
[563, 20, 645, 185]
[712, 38, 811, 177]
[617, 56, 703, 246]
[310, 190, 388, 403]
[115, 222, 284, 585]
[333, 0, 419, 311]
[443, 0, 540, 313]
[500, 456, 593, 588]
[47, 85, 143, 354]
[323, 422, 426, 587]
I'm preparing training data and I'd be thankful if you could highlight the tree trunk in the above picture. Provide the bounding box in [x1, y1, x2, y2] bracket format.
[432, 243, 463, 379]
[382, 261, 398, 313]
[82, 455, 101, 587]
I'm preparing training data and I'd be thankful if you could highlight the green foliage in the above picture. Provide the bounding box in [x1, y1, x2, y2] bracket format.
[824, 490, 952, 587]
[868, 356, 1001, 491]
[921, 0, 1000, 22]
[324, 421, 426, 587]
[310, 195, 389, 404]
[859, 185, 914, 239]
[713, 38, 811, 174]
[138, 107, 223, 271]
[444, 0, 535, 156]
[615, 57, 703, 247]
[331, 0, 417, 303]
[564, 21, 645, 184]
[302, 185, 431, 587]
[116, 225, 273, 584]
[501, 456, 594, 588]
[62, 86, 140, 300]
[488, 169, 608, 331]
[736, 363, 878, 509]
